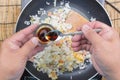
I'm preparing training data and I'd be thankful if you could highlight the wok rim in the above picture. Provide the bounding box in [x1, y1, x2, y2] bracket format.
[15, 0, 112, 80]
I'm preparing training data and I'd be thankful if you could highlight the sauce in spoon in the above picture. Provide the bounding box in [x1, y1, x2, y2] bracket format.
[45, 29, 101, 41]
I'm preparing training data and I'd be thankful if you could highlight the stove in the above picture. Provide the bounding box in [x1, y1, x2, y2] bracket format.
[21, 0, 104, 80]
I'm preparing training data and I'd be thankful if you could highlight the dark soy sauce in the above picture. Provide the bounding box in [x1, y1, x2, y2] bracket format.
[45, 31, 58, 41]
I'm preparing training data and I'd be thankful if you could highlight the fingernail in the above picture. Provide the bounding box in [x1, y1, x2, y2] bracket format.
[82, 25, 91, 32]
[31, 37, 39, 46]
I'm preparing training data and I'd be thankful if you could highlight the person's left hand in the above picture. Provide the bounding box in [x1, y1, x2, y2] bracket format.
[0, 25, 44, 80]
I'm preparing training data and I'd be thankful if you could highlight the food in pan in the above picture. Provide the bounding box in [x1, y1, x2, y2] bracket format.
[25, 2, 92, 80]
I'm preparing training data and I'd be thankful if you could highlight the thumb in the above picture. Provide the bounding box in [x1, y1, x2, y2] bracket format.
[82, 25, 104, 46]
[20, 37, 39, 57]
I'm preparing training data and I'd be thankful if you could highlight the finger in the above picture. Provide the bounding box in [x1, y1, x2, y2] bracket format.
[80, 39, 91, 45]
[85, 21, 112, 35]
[20, 37, 40, 58]
[10, 24, 38, 42]
[8, 24, 39, 49]
[22, 34, 34, 44]
[82, 25, 104, 47]
[15, 34, 34, 47]
[73, 44, 91, 52]
[77, 26, 82, 31]
[87, 21, 111, 29]
[28, 46, 44, 59]
[72, 39, 91, 48]
[80, 44, 91, 51]
[72, 41, 81, 48]
[77, 21, 111, 33]
[72, 35, 82, 42]
[8, 34, 34, 49]
[3, 39, 20, 50]
[86, 21, 117, 42]
[72, 46, 81, 52]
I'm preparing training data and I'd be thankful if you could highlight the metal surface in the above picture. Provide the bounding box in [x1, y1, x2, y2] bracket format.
[18, 0, 111, 80]
[22, 0, 31, 9]
[46, 29, 101, 37]
[21, 0, 105, 9]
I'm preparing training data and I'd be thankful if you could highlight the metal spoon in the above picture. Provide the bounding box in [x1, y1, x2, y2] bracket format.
[45, 29, 101, 41]
[46, 29, 101, 36]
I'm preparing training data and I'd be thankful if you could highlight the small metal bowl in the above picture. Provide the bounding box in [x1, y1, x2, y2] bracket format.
[36, 23, 55, 44]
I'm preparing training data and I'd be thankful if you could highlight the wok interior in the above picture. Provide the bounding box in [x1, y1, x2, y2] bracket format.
[16, 0, 111, 80]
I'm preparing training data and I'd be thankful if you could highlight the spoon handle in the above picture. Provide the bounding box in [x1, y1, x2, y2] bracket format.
[61, 29, 101, 36]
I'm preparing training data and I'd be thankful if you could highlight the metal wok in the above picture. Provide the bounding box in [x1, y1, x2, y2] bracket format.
[16, 0, 111, 80]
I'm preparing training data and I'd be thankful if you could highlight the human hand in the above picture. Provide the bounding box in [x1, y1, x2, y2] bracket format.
[0, 25, 44, 80]
[72, 21, 120, 80]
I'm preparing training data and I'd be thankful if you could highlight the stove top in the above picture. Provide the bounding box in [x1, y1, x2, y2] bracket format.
[21, 0, 103, 80]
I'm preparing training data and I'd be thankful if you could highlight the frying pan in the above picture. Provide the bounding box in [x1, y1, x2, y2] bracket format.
[16, 0, 111, 80]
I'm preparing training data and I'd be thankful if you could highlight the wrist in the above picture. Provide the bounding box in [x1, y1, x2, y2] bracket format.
[105, 72, 120, 80]
[0, 75, 20, 80]
[0, 72, 10, 80]
[0, 69, 20, 80]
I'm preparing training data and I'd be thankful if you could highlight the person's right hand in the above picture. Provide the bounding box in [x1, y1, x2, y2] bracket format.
[72, 21, 120, 80]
